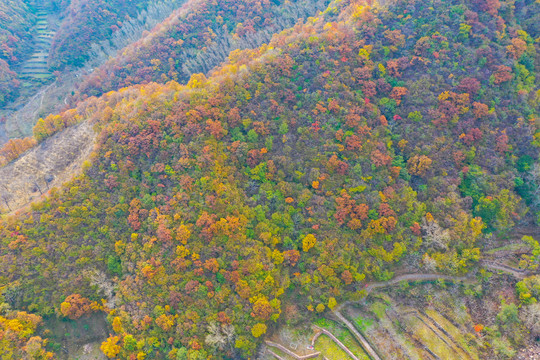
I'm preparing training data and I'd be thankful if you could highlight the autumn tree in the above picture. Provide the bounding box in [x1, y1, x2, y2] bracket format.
[101, 335, 121, 358]
[251, 323, 267, 338]
[60, 294, 93, 320]
[407, 155, 432, 177]
[302, 234, 317, 252]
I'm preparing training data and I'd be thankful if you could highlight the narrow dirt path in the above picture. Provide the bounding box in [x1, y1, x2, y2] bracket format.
[480, 261, 529, 279]
[313, 325, 361, 360]
[350, 273, 471, 306]
[264, 340, 320, 359]
[330, 312, 382, 360]
[267, 350, 286, 360]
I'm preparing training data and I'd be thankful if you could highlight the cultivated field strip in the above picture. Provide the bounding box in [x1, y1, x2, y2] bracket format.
[20, 5, 55, 79]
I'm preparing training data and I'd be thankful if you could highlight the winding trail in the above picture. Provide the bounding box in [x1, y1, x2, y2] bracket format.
[264, 340, 320, 359]
[326, 314, 381, 360]
[313, 325, 361, 360]
[364, 273, 470, 293]
[338, 273, 471, 313]
[480, 261, 529, 279]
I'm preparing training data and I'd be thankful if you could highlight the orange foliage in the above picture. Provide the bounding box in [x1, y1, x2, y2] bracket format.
[390, 87, 408, 106]
[60, 294, 93, 320]
[0, 137, 37, 166]
[493, 65, 512, 84]
[472, 102, 489, 119]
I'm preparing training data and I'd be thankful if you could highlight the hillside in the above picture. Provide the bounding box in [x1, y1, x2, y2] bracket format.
[0, 119, 95, 212]
[0, 0, 539, 359]
[0, 0, 329, 146]
[48, 0, 173, 70]
[0, 0, 35, 106]
[0, 0, 184, 145]
[73, 0, 331, 101]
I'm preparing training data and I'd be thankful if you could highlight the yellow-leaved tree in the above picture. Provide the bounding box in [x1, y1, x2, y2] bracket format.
[101, 335, 121, 358]
[302, 234, 317, 252]
[251, 323, 267, 338]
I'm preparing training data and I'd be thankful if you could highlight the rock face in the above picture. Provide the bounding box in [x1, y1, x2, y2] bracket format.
[0, 120, 95, 213]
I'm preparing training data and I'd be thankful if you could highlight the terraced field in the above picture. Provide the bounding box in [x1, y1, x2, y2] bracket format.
[260, 296, 484, 360]
[19, 5, 55, 79]
[0, 2, 61, 143]
[315, 335, 356, 359]
[315, 319, 371, 359]
[339, 302, 482, 360]
[398, 310, 473, 360]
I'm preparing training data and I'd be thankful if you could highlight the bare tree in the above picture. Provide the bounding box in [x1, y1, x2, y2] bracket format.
[205, 322, 227, 350]
[422, 216, 451, 250]
[26, 175, 43, 195]
[0, 185, 12, 212]
[86, 0, 188, 68]
[222, 323, 236, 353]
[205, 322, 236, 351]
[85, 270, 117, 309]
[520, 303, 540, 337]
[421, 253, 438, 271]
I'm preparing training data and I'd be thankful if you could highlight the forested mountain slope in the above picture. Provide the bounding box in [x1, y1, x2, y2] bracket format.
[0, 0, 330, 151]
[0, 0, 538, 358]
[48, 0, 161, 69]
[73, 0, 331, 101]
[0, 0, 192, 149]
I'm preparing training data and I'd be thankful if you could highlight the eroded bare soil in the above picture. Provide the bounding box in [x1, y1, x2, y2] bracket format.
[0, 120, 95, 214]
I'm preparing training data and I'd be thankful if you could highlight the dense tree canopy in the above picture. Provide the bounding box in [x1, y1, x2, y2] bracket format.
[48, 0, 156, 69]
[0, 0, 538, 358]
